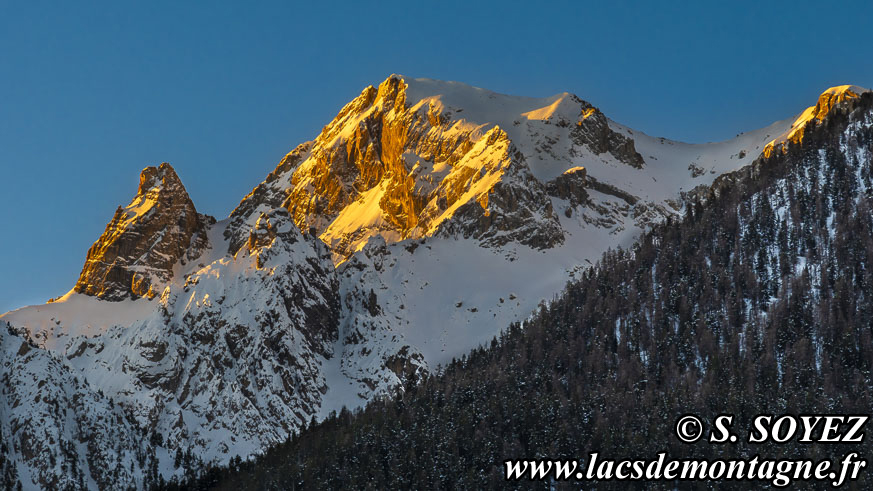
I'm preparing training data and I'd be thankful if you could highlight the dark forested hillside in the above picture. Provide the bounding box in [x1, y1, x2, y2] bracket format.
[178, 93, 873, 490]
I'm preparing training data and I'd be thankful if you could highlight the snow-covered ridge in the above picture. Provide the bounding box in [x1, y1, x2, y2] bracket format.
[226, 74, 795, 266]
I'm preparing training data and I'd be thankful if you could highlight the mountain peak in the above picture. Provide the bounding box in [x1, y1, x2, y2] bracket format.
[72, 162, 212, 300]
[138, 161, 181, 195]
[822, 84, 868, 96]
[805, 85, 868, 124]
[376, 74, 406, 102]
[224, 76, 655, 263]
[764, 84, 871, 157]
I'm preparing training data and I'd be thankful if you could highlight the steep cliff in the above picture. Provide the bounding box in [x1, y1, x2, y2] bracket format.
[73, 163, 212, 300]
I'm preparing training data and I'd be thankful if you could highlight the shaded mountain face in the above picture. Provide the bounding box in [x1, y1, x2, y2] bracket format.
[0, 325, 158, 489]
[3, 171, 344, 488]
[1, 76, 869, 488]
[73, 162, 213, 300]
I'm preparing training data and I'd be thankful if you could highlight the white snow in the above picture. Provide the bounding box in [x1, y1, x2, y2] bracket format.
[0, 292, 156, 351]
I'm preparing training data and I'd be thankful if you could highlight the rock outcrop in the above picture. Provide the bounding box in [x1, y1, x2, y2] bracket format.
[73, 162, 213, 300]
[546, 166, 588, 210]
[763, 85, 866, 157]
[570, 105, 645, 168]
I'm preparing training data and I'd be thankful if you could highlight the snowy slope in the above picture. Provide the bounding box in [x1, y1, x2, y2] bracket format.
[0, 325, 158, 489]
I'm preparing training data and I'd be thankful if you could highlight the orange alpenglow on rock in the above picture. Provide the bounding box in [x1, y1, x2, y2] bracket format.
[224, 75, 652, 265]
[73, 162, 213, 300]
[763, 85, 869, 158]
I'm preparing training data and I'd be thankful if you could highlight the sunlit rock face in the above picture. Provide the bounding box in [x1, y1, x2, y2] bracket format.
[226, 75, 654, 263]
[73, 162, 213, 300]
[764, 85, 866, 157]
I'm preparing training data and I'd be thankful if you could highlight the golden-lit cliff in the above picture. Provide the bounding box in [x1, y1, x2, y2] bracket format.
[226, 75, 649, 263]
[73, 162, 212, 299]
[763, 85, 865, 157]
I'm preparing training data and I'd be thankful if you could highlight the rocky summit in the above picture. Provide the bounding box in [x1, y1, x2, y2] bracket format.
[226, 76, 654, 264]
[73, 162, 213, 300]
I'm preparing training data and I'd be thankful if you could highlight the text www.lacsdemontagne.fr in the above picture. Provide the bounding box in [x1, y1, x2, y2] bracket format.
[504, 452, 866, 487]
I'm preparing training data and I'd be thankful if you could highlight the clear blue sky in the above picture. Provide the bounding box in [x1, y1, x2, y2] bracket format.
[2, 1, 872, 313]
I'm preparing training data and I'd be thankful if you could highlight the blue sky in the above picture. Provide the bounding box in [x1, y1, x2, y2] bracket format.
[2, 1, 872, 313]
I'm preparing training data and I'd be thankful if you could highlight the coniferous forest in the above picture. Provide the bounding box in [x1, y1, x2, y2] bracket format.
[165, 93, 873, 489]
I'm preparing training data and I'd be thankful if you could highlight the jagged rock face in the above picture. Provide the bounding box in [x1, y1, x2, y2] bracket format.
[74, 162, 212, 300]
[226, 75, 655, 262]
[0, 325, 157, 489]
[570, 106, 645, 168]
[546, 167, 588, 211]
[413, 127, 564, 249]
[224, 143, 312, 254]
[545, 167, 672, 229]
[336, 237, 428, 399]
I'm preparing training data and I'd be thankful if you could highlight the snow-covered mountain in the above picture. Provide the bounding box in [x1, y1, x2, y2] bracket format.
[1, 75, 868, 489]
[0, 324, 159, 489]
